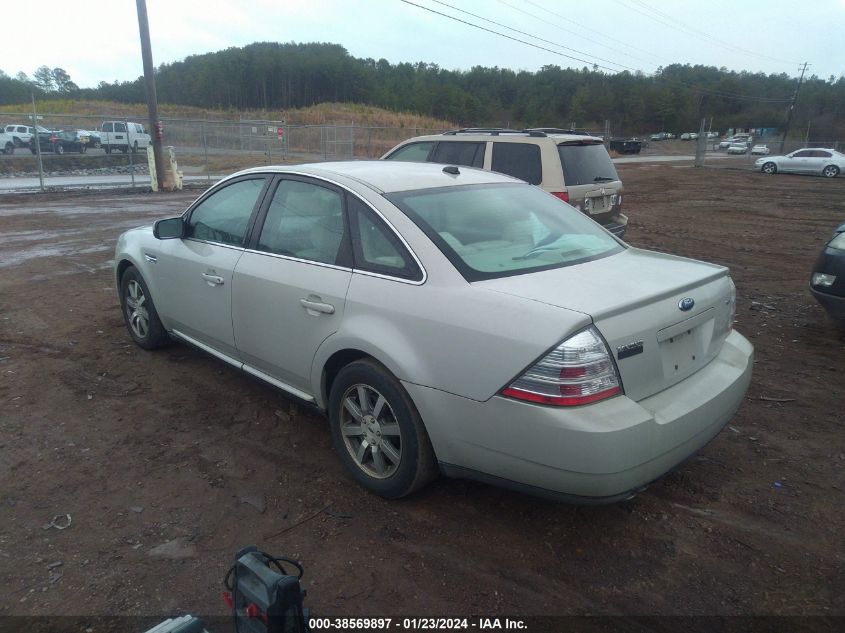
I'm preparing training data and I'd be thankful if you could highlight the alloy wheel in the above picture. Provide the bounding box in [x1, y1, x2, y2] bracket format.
[339, 384, 402, 479]
[125, 280, 150, 339]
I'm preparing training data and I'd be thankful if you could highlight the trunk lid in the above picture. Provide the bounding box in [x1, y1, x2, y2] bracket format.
[475, 248, 735, 401]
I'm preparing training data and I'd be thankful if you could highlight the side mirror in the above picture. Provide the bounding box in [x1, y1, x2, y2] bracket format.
[153, 217, 185, 240]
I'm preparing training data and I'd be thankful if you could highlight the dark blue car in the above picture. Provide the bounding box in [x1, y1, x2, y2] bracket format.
[810, 222, 845, 326]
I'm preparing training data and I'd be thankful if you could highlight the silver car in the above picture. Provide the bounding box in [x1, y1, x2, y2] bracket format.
[756, 148, 844, 178]
[114, 162, 753, 502]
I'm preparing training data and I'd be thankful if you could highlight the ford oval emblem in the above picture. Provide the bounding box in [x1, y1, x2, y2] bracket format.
[678, 297, 695, 311]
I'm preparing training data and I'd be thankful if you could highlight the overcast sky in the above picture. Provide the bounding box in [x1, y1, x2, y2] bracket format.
[3, 0, 843, 89]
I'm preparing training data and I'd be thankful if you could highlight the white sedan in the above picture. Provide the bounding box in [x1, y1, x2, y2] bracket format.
[114, 161, 752, 502]
[756, 148, 845, 177]
[727, 142, 748, 154]
[750, 145, 770, 155]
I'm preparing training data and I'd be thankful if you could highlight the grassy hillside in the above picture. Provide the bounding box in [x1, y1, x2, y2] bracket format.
[1, 99, 456, 129]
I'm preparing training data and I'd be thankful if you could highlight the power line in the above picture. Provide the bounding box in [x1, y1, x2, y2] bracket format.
[616, 0, 802, 67]
[399, 0, 793, 103]
[398, 0, 622, 72]
[513, 0, 673, 68]
[428, 0, 637, 73]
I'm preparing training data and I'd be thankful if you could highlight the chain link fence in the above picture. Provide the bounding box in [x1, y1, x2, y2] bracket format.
[0, 109, 447, 191]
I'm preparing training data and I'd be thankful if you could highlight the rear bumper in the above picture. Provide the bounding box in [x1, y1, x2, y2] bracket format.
[810, 286, 845, 322]
[603, 212, 628, 238]
[405, 330, 753, 502]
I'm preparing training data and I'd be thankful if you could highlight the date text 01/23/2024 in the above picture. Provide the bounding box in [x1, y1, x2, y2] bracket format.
[308, 618, 528, 630]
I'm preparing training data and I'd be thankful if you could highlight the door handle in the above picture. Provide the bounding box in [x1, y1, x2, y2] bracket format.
[300, 298, 335, 315]
[202, 273, 224, 286]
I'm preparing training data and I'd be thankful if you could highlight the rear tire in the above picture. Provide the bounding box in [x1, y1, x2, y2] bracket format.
[119, 266, 170, 350]
[762, 162, 777, 175]
[132, 141, 139, 153]
[328, 359, 437, 498]
[3, 142, 13, 155]
[104, 145, 112, 154]
[822, 165, 839, 178]
[54, 143, 64, 155]
[79, 145, 87, 154]
[120, 145, 128, 154]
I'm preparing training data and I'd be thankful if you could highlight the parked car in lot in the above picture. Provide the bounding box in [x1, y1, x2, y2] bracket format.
[382, 128, 628, 237]
[720, 134, 753, 149]
[77, 129, 102, 148]
[750, 144, 770, 155]
[756, 148, 844, 178]
[727, 142, 749, 154]
[1, 129, 17, 154]
[30, 130, 88, 154]
[608, 137, 643, 154]
[649, 132, 669, 141]
[114, 161, 753, 502]
[810, 222, 845, 326]
[3, 123, 51, 147]
[100, 121, 151, 153]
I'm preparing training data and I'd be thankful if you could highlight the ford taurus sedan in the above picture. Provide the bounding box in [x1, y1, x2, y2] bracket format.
[757, 148, 845, 177]
[114, 162, 753, 502]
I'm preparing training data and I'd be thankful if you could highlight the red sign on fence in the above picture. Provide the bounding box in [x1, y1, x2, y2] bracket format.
[277, 127, 284, 140]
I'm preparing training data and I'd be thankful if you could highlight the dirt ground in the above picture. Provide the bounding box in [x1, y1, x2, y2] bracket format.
[0, 164, 843, 624]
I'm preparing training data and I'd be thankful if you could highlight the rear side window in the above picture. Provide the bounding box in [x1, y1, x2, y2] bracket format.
[102, 123, 113, 133]
[186, 178, 267, 246]
[430, 141, 485, 168]
[347, 195, 422, 281]
[491, 143, 542, 185]
[257, 179, 346, 265]
[557, 143, 619, 186]
[385, 142, 434, 162]
[115, 123, 127, 133]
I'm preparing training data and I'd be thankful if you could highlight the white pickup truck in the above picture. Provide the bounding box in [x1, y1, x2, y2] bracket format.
[100, 121, 152, 154]
[1, 129, 17, 154]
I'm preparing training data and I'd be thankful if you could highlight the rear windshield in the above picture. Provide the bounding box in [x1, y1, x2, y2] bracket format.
[557, 142, 619, 186]
[386, 183, 623, 281]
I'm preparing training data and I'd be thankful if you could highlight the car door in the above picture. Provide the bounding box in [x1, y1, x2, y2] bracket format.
[232, 176, 353, 395]
[810, 150, 832, 174]
[152, 175, 270, 359]
[783, 150, 813, 173]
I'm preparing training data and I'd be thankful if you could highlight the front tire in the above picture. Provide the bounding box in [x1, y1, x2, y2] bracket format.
[328, 359, 437, 498]
[762, 162, 777, 174]
[104, 145, 112, 154]
[822, 165, 839, 178]
[3, 142, 13, 155]
[54, 143, 64, 155]
[119, 266, 169, 350]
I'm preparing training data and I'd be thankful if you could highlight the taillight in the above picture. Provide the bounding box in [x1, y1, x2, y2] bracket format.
[551, 191, 569, 203]
[501, 327, 622, 407]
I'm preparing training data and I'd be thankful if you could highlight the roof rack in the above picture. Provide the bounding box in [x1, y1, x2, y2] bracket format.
[525, 127, 594, 136]
[442, 127, 541, 136]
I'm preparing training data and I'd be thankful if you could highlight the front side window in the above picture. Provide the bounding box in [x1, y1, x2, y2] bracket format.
[348, 195, 421, 281]
[17, 126, 27, 133]
[557, 142, 619, 186]
[387, 183, 622, 281]
[491, 142, 542, 184]
[186, 177, 267, 246]
[431, 141, 485, 168]
[257, 179, 346, 265]
[385, 142, 434, 162]
[791, 150, 813, 158]
[102, 123, 113, 133]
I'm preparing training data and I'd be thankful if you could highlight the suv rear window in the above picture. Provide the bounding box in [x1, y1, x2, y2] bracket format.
[491, 142, 541, 185]
[557, 142, 619, 186]
[431, 141, 485, 168]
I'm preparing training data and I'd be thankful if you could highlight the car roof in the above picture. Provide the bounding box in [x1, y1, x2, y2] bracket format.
[392, 131, 603, 145]
[231, 160, 523, 193]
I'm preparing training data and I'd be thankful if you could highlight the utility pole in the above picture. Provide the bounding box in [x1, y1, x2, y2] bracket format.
[136, 0, 165, 191]
[779, 62, 809, 154]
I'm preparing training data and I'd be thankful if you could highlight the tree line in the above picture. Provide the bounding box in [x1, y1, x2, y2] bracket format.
[3, 42, 844, 139]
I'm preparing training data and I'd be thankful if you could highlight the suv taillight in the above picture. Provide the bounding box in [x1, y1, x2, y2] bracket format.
[551, 191, 569, 203]
[501, 327, 622, 406]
